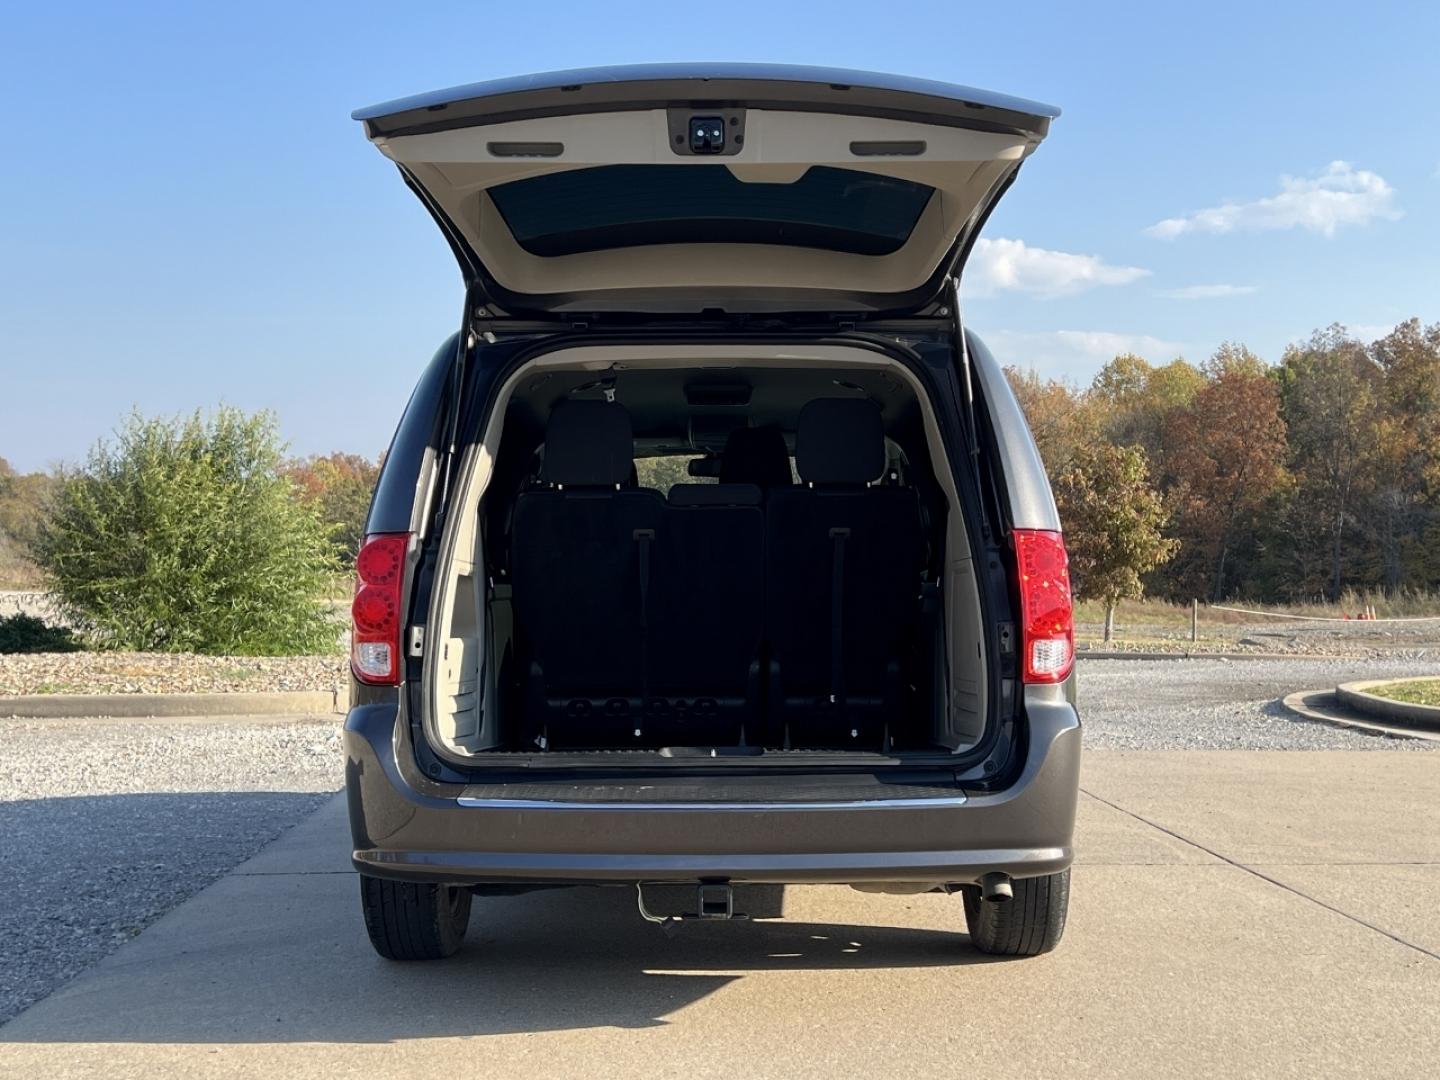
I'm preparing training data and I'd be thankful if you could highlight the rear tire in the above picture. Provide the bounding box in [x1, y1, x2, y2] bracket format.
[360, 874, 472, 961]
[962, 869, 1069, 956]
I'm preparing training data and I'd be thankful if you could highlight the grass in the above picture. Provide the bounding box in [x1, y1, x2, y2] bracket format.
[1365, 679, 1440, 707]
[1074, 593, 1440, 631]
[0, 558, 46, 591]
[1073, 598, 1251, 636]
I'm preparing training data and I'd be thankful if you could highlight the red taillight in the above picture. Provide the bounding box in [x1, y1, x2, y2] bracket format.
[351, 533, 409, 684]
[1013, 528, 1074, 684]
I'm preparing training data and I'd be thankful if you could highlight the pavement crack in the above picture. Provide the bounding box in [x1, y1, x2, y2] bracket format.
[1079, 788, 1440, 964]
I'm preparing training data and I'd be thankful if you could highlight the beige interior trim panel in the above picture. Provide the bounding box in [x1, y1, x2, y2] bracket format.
[373, 110, 1034, 301]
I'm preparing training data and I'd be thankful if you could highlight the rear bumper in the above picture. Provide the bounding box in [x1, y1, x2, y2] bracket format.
[344, 693, 1080, 886]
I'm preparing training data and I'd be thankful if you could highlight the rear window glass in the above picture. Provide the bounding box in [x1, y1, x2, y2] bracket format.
[635, 455, 712, 495]
[488, 165, 934, 257]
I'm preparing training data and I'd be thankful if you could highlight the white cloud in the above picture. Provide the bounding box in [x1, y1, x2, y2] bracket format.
[1146, 161, 1401, 239]
[1158, 283, 1260, 300]
[965, 237, 1149, 298]
[982, 329, 1187, 381]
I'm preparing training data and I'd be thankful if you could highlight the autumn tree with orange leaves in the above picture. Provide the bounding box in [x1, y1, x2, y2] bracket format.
[1158, 345, 1288, 601]
[283, 452, 382, 560]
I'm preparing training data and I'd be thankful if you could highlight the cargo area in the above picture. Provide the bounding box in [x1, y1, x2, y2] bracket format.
[423, 342, 992, 765]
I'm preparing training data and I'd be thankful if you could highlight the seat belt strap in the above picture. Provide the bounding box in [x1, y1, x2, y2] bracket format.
[828, 527, 850, 716]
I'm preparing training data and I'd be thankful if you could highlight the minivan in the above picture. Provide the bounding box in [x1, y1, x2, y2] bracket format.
[345, 64, 1079, 961]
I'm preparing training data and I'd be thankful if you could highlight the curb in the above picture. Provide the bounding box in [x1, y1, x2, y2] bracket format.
[1280, 690, 1440, 743]
[0, 690, 341, 720]
[1336, 679, 1440, 731]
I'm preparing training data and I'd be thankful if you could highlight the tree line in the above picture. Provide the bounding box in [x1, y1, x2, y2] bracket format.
[4, 317, 1438, 653]
[1007, 317, 1440, 612]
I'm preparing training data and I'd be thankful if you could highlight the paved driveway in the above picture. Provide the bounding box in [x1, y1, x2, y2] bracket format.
[2, 748, 1437, 1079]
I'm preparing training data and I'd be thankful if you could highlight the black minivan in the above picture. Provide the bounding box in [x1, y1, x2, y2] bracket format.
[346, 65, 1079, 961]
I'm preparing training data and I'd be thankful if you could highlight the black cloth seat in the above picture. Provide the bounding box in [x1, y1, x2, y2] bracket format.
[511, 404, 766, 749]
[511, 401, 664, 747]
[763, 399, 924, 748]
[648, 483, 765, 744]
[720, 424, 792, 491]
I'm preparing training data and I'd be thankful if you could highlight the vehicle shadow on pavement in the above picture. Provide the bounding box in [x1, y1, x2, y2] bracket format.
[2, 870, 1005, 1042]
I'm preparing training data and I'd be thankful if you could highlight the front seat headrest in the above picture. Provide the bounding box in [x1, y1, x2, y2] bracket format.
[720, 425, 792, 489]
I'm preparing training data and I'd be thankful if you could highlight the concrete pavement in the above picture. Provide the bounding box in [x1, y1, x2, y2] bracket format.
[2, 750, 1437, 1078]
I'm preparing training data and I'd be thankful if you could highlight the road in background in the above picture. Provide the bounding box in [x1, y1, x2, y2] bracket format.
[1080, 655, 1440, 749]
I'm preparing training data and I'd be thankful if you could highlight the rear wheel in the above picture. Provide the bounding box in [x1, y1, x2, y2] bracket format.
[360, 875, 472, 961]
[962, 869, 1069, 956]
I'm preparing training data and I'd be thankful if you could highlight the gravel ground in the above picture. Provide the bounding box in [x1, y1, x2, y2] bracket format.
[0, 651, 346, 696]
[0, 591, 55, 620]
[1078, 656, 1440, 750]
[0, 715, 342, 1025]
[1076, 619, 1440, 658]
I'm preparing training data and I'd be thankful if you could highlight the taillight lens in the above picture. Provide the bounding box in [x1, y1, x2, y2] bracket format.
[1013, 529, 1074, 683]
[351, 533, 409, 684]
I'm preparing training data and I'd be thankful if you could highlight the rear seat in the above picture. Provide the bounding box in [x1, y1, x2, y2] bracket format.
[764, 399, 925, 748]
[512, 397, 920, 750]
[650, 483, 765, 743]
[511, 401, 664, 747]
[511, 402, 764, 748]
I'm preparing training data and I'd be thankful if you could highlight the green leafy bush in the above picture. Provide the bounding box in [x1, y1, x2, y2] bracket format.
[0, 613, 82, 654]
[35, 408, 341, 655]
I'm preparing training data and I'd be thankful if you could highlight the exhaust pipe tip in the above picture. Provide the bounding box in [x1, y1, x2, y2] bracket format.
[979, 873, 1014, 903]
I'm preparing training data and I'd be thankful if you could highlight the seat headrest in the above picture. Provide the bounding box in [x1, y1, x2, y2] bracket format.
[794, 399, 886, 485]
[540, 401, 634, 487]
[720, 425, 792, 489]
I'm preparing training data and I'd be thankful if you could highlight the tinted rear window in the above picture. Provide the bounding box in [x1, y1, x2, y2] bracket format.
[488, 165, 933, 257]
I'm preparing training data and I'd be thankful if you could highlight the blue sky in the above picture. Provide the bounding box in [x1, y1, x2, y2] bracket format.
[1, 0, 1436, 472]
